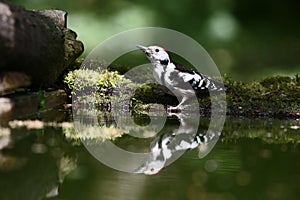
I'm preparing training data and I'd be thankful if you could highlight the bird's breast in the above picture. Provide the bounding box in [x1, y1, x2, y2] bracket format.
[153, 64, 167, 85]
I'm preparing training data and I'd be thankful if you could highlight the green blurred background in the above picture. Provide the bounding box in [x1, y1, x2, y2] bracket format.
[9, 0, 300, 81]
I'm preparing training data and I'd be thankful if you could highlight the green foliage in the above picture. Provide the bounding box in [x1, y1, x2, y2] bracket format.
[63, 67, 155, 110]
[64, 69, 125, 106]
[64, 66, 299, 118]
[64, 68, 122, 92]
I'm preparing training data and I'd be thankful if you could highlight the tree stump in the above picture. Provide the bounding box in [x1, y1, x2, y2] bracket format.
[0, 2, 84, 91]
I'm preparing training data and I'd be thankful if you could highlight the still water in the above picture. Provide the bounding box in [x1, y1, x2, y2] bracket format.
[0, 108, 299, 200]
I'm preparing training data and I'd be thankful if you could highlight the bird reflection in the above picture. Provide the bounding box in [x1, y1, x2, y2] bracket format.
[134, 112, 220, 175]
[73, 107, 221, 175]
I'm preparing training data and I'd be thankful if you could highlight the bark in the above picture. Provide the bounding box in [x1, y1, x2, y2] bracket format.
[0, 2, 83, 88]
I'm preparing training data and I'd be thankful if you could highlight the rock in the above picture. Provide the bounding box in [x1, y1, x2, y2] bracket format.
[0, 2, 83, 88]
[0, 72, 31, 94]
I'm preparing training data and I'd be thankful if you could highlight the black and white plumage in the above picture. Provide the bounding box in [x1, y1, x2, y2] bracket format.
[137, 45, 225, 110]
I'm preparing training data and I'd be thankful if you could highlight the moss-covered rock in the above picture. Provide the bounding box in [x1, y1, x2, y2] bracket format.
[223, 75, 300, 118]
[64, 65, 300, 118]
[64, 67, 175, 110]
[64, 69, 125, 109]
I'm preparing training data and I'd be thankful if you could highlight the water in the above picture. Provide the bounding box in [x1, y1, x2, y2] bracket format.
[0, 108, 299, 200]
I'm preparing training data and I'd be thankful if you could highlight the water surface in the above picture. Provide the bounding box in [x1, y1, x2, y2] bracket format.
[0, 110, 299, 200]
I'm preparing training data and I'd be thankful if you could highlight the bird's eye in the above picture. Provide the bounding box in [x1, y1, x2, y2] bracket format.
[155, 49, 159, 52]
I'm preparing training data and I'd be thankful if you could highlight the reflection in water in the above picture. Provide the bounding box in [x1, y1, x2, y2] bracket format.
[0, 112, 299, 199]
[73, 107, 221, 175]
[0, 127, 77, 200]
[134, 113, 220, 175]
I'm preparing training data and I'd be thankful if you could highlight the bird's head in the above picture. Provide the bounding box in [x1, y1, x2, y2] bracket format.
[137, 45, 170, 65]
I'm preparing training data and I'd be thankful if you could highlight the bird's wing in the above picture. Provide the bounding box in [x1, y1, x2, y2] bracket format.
[173, 62, 226, 92]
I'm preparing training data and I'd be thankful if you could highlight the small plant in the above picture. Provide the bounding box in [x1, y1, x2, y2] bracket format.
[64, 69, 126, 108]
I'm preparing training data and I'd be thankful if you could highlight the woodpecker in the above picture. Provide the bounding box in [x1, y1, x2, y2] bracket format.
[137, 45, 225, 110]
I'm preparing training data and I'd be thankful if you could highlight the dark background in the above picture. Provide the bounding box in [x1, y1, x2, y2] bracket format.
[9, 0, 300, 81]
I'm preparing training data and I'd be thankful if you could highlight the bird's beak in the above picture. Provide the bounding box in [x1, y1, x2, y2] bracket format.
[137, 45, 151, 57]
[136, 45, 148, 53]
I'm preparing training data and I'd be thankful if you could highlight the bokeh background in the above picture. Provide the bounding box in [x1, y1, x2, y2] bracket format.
[10, 0, 300, 81]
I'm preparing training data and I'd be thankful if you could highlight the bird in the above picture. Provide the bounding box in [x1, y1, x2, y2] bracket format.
[137, 45, 225, 111]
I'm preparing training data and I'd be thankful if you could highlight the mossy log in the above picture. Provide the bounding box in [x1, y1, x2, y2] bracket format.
[135, 75, 300, 118]
[0, 2, 83, 90]
[64, 66, 300, 118]
[223, 75, 300, 118]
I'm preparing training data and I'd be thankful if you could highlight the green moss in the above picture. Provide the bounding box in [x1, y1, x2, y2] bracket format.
[132, 74, 300, 118]
[222, 75, 300, 117]
[64, 68, 125, 107]
[64, 64, 300, 118]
